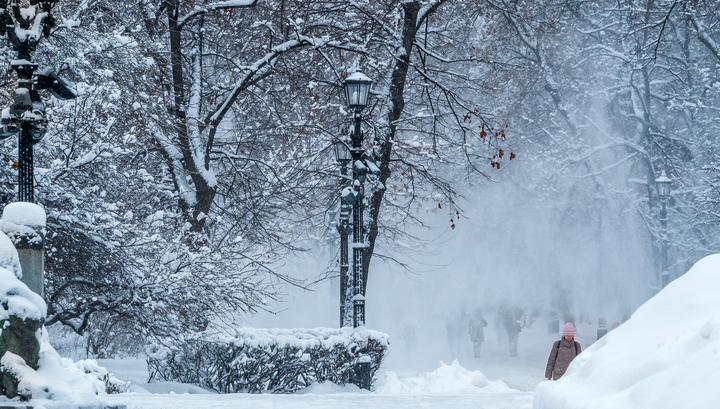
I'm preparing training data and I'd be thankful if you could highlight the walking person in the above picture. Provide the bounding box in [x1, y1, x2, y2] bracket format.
[502, 305, 523, 357]
[545, 322, 582, 380]
[468, 308, 488, 357]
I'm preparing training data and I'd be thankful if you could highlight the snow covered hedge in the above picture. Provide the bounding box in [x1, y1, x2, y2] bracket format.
[147, 327, 389, 393]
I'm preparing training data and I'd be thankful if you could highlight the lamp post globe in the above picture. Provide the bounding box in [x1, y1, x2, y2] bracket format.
[334, 139, 352, 165]
[344, 72, 372, 112]
[656, 170, 672, 198]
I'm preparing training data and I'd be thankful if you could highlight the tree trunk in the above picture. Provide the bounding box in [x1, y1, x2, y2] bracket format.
[364, 1, 421, 294]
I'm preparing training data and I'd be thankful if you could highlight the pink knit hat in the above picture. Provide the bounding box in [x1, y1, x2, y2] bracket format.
[562, 322, 575, 337]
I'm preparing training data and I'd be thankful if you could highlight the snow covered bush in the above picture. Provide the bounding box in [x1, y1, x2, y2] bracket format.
[147, 327, 389, 393]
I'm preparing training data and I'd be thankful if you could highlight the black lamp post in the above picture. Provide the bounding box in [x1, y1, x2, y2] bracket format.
[0, 1, 76, 203]
[334, 139, 352, 328]
[594, 195, 607, 340]
[342, 71, 372, 390]
[656, 170, 672, 289]
[343, 72, 372, 329]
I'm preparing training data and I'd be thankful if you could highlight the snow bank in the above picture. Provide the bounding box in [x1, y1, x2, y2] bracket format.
[0, 329, 123, 407]
[375, 360, 513, 394]
[534, 254, 720, 409]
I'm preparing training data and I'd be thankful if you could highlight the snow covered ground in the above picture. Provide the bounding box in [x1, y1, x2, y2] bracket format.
[102, 390, 533, 409]
[0, 306, 586, 408]
[97, 358, 534, 409]
[88, 319, 573, 409]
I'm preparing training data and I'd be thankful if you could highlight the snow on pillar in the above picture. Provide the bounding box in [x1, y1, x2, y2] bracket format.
[0, 203, 46, 298]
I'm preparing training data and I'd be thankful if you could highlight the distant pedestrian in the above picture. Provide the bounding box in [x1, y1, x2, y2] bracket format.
[545, 322, 582, 380]
[468, 308, 488, 357]
[502, 306, 523, 357]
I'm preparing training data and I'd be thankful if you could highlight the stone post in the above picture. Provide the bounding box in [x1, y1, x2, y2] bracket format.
[0, 203, 45, 298]
[0, 203, 46, 399]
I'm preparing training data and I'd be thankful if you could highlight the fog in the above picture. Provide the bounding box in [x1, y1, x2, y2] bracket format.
[246, 157, 659, 372]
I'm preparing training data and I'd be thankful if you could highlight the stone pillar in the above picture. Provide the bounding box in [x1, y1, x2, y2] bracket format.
[0, 203, 46, 298]
[0, 203, 46, 399]
[14, 232, 44, 299]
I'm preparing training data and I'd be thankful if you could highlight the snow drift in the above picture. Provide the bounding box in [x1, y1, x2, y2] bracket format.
[534, 254, 720, 409]
[375, 360, 513, 394]
[1, 329, 125, 406]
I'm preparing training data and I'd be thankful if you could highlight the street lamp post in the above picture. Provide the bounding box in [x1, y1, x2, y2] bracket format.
[0, 2, 72, 393]
[656, 170, 672, 289]
[0, 1, 76, 202]
[334, 140, 352, 328]
[343, 72, 372, 329]
[342, 71, 372, 390]
[594, 195, 607, 340]
[0, 1, 75, 300]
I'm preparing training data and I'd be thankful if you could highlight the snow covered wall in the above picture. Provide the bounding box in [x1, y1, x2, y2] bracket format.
[534, 254, 720, 409]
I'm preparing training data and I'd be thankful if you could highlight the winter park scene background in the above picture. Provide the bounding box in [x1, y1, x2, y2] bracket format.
[0, 0, 720, 408]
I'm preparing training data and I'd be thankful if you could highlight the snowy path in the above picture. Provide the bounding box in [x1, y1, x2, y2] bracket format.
[103, 391, 534, 409]
[91, 357, 535, 409]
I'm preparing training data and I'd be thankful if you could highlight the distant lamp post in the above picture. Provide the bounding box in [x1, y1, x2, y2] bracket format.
[656, 170, 672, 288]
[334, 139, 352, 328]
[342, 71, 372, 390]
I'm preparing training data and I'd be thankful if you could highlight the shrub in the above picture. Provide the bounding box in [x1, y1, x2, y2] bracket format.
[146, 327, 389, 393]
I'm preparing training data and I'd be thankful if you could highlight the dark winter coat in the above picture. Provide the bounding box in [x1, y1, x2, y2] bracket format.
[469, 315, 488, 343]
[545, 338, 581, 380]
[502, 307, 523, 334]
